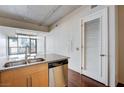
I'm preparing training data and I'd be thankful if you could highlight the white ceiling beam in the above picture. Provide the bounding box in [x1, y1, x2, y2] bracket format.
[0, 16, 48, 32]
[40, 5, 62, 26]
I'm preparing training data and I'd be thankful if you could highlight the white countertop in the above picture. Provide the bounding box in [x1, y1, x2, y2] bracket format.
[0, 54, 69, 71]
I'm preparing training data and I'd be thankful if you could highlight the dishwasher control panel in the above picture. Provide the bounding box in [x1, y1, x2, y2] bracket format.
[48, 59, 68, 68]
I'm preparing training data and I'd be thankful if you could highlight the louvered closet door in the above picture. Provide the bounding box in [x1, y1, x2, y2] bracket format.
[84, 18, 101, 80]
[82, 8, 108, 86]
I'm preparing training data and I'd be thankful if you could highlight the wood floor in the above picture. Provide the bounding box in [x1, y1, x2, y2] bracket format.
[68, 69, 106, 87]
[117, 83, 124, 87]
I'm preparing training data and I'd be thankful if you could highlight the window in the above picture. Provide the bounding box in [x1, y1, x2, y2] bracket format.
[30, 39, 37, 53]
[8, 37, 18, 55]
[8, 35, 37, 55]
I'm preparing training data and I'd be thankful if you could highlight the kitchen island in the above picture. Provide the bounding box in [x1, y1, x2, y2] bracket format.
[0, 54, 69, 87]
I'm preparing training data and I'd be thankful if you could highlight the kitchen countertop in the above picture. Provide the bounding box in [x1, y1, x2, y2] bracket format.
[0, 54, 69, 71]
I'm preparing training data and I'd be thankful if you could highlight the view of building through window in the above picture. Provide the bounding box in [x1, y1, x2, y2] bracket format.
[8, 34, 37, 55]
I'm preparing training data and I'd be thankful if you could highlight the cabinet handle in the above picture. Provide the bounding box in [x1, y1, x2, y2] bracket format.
[26, 76, 32, 87]
[26, 77, 29, 87]
[30, 76, 32, 87]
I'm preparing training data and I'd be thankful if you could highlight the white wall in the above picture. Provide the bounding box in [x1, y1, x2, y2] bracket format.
[108, 6, 118, 86]
[0, 32, 7, 58]
[37, 36, 46, 55]
[46, 5, 117, 87]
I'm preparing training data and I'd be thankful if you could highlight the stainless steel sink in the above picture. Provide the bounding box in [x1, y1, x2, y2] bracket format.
[4, 58, 45, 68]
[4, 60, 27, 67]
[28, 58, 45, 63]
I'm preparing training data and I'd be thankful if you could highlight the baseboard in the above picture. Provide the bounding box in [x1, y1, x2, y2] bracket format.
[68, 67, 81, 74]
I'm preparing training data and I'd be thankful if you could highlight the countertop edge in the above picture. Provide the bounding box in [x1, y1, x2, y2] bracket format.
[0, 54, 69, 71]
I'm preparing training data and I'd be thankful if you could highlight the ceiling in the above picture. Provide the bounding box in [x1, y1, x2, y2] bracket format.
[0, 5, 81, 26]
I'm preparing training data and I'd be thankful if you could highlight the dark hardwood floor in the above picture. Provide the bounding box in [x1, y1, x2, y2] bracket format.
[68, 69, 106, 87]
[117, 83, 124, 87]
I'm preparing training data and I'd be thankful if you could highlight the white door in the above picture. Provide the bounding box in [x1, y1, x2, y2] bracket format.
[81, 8, 108, 86]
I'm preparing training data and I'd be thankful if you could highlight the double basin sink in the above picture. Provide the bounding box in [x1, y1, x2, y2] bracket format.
[4, 58, 45, 68]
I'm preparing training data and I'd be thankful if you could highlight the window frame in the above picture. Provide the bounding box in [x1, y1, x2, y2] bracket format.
[8, 37, 18, 55]
[30, 38, 37, 54]
[8, 36, 37, 55]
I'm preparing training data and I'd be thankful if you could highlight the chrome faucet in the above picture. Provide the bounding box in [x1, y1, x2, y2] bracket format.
[25, 47, 30, 64]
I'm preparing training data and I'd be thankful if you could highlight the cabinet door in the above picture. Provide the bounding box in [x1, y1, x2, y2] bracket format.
[12, 75, 28, 87]
[31, 64, 48, 87]
[0, 69, 28, 87]
[0, 70, 14, 87]
[63, 64, 68, 86]
[12, 67, 30, 87]
[31, 71, 48, 87]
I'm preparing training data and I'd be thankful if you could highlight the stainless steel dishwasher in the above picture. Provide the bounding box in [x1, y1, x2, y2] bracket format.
[48, 59, 68, 87]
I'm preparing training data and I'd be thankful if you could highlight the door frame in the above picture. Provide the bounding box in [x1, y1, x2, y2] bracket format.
[80, 7, 109, 86]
